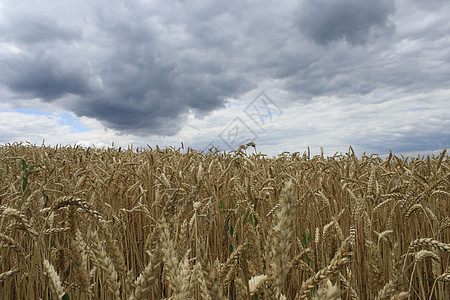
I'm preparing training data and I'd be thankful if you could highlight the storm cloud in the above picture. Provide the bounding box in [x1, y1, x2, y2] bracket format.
[0, 0, 255, 135]
[295, 0, 396, 45]
[1, 53, 89, 100]
[0, 0, 449, 154]
[3, 14, 81, 45]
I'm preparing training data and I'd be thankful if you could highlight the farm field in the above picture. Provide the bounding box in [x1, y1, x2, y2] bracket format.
[0, 143, 448, 299]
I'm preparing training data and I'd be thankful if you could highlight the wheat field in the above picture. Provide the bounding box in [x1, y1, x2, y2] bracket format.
[0, 142, 448, 299]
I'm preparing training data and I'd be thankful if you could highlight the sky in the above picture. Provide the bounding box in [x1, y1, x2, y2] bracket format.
[0, 0, 449, 157]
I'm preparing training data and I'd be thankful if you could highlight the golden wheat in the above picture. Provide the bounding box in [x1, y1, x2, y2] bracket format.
[0, 143, 448, 299]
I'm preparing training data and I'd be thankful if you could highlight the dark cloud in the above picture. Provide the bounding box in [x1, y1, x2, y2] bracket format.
[0, 53, 89, 100]
[4, 16, 81, 45]
[0, 0, 448, 152]
[69, 10, 254, 136]
[70, 52, 252, 136]
[0, 0, 255, 136]
[295, 0, 395, 45]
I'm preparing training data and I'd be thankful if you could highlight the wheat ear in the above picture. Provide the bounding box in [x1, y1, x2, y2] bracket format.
[268, 180, 295, 297]
[130, 246, 162, 300]
[0, 233, 24, 255]
[71, 229, 91, 298]
[193, 262, 212, 300]
[2, 207, 38, 235]
[90, 231, 121, 300]
[249, 274, 267, 296]
[43, 259, 65, 299]
[298, 237, 352, 299]
[0, 269, 19, 282]
[408, 238, 450, 252]
[160, 217, 186, 297]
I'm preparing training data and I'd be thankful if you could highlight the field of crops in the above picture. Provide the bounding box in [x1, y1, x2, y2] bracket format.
[0, 142, 448, 299]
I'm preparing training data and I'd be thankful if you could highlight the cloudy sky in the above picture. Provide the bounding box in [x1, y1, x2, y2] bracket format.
[0, 0, 449, 157]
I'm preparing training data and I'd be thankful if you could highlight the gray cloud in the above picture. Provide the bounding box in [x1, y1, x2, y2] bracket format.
[0, 0, 449, 155]
[72, 10, 254, 136]
[295, 0, 396, 45]
[0, 0, 255, 136]
[412, 0, 449, 11]
[4, 15, 81, 45]
[0, 53, 90, 100]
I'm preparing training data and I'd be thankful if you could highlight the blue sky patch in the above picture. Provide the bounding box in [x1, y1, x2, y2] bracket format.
[13, 109, 92, 133]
